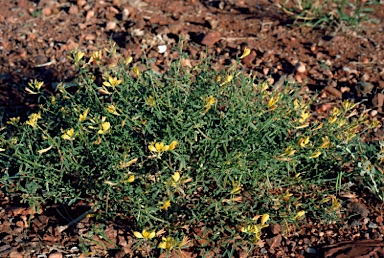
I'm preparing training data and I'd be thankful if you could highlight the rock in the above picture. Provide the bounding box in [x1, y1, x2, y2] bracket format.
[324, 85, 342, 99]
[42, 7, 52, 16]
[241, 49, 256, 66]
[347, 202, 370, 218]
[157, 45, 167, 54]
[201, 31, 221, 47]
[269, 223, 282, 235]
[9, 251, 23, 258]
[77, 0, 87, 8]
[266, 234, 282, 249]
[48, 252, 63, 258]
[356, 81, 375, 97]
[86, 10, 95, 20]
[68, 5, 79, 15]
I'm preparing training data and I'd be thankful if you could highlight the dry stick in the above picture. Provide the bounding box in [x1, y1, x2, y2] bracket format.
[58, 206, 98, 233]
[220, 36, 263, 41]
[33, 59, 56, 68]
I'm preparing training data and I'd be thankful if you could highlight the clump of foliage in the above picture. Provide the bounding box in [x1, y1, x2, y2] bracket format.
[279, 0, 380, 29]
[0, 42, 382, 255]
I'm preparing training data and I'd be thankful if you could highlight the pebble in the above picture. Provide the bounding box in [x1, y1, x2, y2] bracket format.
[260, 248, 268, 254]
[368, 222, 378, 229]
[122, 8, 130, 20]
[306, 247, 317, 254]
[106, 21, 117, 30]
[350, 220, 361, 227]
[157, 45, 167, 54]
[370, 110, 378, 117]
[201, 31, 221, 47]
[296, 62, 306, 73]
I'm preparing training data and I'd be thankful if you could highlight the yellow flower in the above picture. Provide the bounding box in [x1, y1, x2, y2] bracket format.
[329, 116, 337, 124]
[261, 214, 269, 225]
[26, 112, 41, 128]
[230, 181, 241, 195]
[239, 47, 251, 59]
[368, 118, 381, 129]
[328, 196, 341, 212]
[107, 104, 120, 116]
[330, 107, 341, 117]
[203, 96, 215, 114]
[318, 136, 330, 148]
[158, 236, 178, 250]
[283, 191, 293, 202]
[74, 51, 84, 62]
[61, 128, 76, 140]
[298, 110, 310, 124]
[172, 172, 180, 183]
[282, 146, 296, 157]
[133, 66, 140, 76]
[205, 96, 215, 108]
[133, 229, 156, 240]
[293, 99, 300, 110]
[124, 56, 133, 65]
[159, 200, 171, 211]
[220, 75, 233, 86]
[145, 96, 156, 107]
[337, 118, 347, 128]
[123, 174, 135, 183]
[298, 136, 310, 148]
[148, 140, 178, 153]
[97, 122, 110, 134]
[149, 142, 167, 152]
[89, 50, 102, 63]
[7, 117, 20, 125]
[341, 100, 356, 111]
[241, 224, 259, 234]
[343, 131, 357, 142]
[268, 95, 279, 108]
[158, 237, 174, 250]
[309, 150, 321, 158]
[79, 108, 90, 122]
[103, 76, 122, 89]
[168, 140, 178, 151]
[294, 210, 306, 220]
[259, 81, 269, 92]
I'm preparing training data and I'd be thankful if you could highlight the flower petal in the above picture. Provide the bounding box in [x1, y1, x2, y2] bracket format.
[133, 231, 143, 238]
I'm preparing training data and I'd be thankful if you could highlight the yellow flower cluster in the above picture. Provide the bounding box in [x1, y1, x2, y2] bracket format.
[148, 140, 178, 153]
[25, 79, 44, 94]
[26, 112, 41, 128]
[203, 96, 215, 114]
[241, 214, 270, 241]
